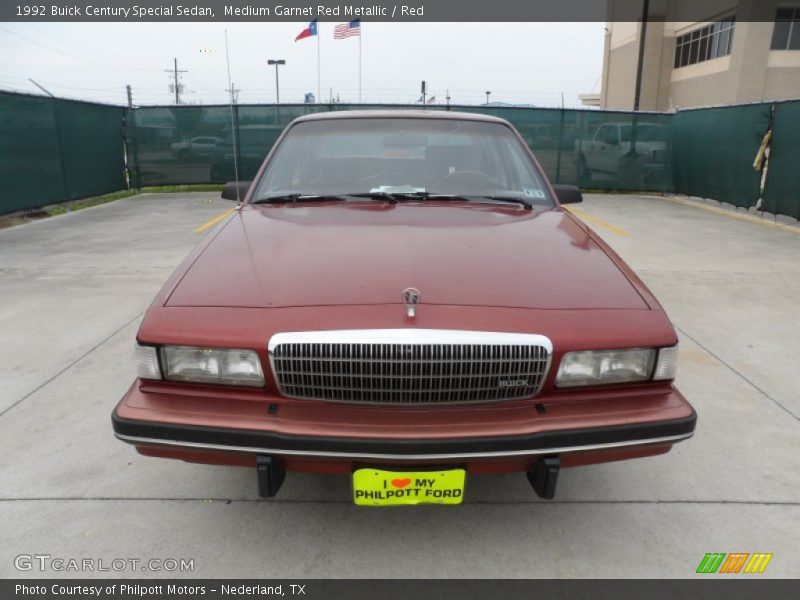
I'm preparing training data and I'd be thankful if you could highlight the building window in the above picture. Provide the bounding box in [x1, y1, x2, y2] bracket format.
[674, 17, 736, 69]
[771, 7, 800, 50]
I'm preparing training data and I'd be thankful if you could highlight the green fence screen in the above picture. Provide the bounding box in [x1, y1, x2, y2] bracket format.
[764, 101, 800, 219]
[1, 89, 799, 221]
[125, 103, 675, 194]
[0, 91, 125, 214]
[671, 103, 772, 210]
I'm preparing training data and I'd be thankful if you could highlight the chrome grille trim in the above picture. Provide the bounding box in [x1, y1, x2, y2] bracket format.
[268, 330, 553, 405]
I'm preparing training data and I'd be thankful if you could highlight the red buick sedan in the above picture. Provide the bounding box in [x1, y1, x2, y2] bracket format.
[112, 111, 695, 506]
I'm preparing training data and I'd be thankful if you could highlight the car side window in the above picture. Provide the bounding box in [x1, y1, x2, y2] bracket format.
[597, 126, 619, 145]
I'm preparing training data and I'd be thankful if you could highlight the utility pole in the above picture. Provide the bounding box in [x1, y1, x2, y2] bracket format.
[166, 58, 188, 104]
[633, 0, 650, 111]
[267, 59, 285, 103]
[125, 85, 132, 190]
[421, 81, 426, 105]
[446, 89, 451, 107]
[225, 81, 240, 105]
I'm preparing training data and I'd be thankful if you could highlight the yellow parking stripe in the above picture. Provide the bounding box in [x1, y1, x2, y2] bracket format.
[643, 195, 800, 236]
[643, 196, 800, 234]
[564, 206, 630, 237]
[194, 208, 234, 233]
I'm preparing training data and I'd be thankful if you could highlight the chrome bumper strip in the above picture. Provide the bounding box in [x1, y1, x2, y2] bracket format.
[115, 431, 693, 461]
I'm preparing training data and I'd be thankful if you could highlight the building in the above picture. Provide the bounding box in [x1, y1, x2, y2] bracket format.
[594, 0, 800, 110]
[577, 93, 602, 107]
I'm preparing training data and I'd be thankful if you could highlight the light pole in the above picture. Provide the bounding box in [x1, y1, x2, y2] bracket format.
[485, 90, 491, 105]
[268, 59, 286, 103]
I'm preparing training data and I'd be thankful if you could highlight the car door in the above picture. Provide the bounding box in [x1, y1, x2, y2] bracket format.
[585, 124, 620, 174]
[192, 137, 217, 157]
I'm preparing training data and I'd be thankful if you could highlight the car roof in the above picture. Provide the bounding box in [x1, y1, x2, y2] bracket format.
[237, 124, 284, 130]
[292, 109, 511, 126]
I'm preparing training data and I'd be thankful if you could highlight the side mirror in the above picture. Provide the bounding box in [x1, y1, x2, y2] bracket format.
[552, 184, 583, 204]
[221, 181, 251, 201]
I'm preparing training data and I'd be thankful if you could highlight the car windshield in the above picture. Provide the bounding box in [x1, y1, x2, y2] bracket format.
[251, 117, 554, 206]
[620, 124, 669, 142]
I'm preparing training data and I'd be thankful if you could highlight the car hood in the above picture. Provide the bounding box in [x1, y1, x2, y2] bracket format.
[166, 203, 649, 310]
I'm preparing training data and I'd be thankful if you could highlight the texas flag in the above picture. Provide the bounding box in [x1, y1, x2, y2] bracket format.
[295, 19, 318, 41]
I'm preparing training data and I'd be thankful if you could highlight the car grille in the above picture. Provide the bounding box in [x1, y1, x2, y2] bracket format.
[268, 330, 552, 405]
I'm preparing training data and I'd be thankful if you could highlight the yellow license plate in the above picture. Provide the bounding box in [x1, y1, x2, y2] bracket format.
[352, 468, 466, 506]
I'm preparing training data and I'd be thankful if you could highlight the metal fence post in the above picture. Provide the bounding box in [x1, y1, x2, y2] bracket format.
[126, 107, 142, 189]
[555, 107, 566, 184]
[50, 97, 73, 201]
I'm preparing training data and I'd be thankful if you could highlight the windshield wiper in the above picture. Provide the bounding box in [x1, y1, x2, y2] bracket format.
[251, 192, 399, 205]
[419, 193, 535, 210]
[477, 195, 536, 210]
[251, 194, 347, 205]
[251, 192, 534, 209]
[339, 191, 398, 204]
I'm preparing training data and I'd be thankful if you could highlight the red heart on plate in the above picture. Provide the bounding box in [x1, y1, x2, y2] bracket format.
[391, 478, 412, 488]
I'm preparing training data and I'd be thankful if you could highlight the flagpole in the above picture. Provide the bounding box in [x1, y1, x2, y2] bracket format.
[358, 26, 362, 103]
[317, 24, 321, 103]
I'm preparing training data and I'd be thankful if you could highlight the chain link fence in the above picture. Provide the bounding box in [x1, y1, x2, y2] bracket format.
[125, 103, 675, 194]
[1, 89, 798, 220]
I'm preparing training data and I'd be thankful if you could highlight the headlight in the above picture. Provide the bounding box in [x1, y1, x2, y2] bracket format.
[556, 348, 656, 388]
[160, 345, 265, 387]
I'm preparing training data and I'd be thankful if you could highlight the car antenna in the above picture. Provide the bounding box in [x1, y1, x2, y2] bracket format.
[224, 29, 242, 206]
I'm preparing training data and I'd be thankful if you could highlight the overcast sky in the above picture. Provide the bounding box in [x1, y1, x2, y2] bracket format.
[0, 22, 605, 107]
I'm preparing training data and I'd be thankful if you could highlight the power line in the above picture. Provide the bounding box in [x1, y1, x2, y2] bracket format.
[28, 24, 164, 69]
[0, 25, 163, 73]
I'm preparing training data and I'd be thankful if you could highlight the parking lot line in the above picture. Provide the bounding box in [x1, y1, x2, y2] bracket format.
[564, 206, 630, 237]
[644, 195, 800, 236]
[194, 208, 234, 233]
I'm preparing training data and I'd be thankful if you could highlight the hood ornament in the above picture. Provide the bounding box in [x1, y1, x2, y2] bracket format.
[403, 288, 421, 318]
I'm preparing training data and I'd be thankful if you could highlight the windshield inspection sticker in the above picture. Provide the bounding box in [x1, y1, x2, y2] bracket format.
[524, 188, 546, 199]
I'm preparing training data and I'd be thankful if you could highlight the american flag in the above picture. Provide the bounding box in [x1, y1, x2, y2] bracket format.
[334, 19, 361, 39]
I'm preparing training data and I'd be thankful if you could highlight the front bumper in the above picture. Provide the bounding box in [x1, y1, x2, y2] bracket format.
[112, 381, 696, 463]
[114, 412, 695, 461]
